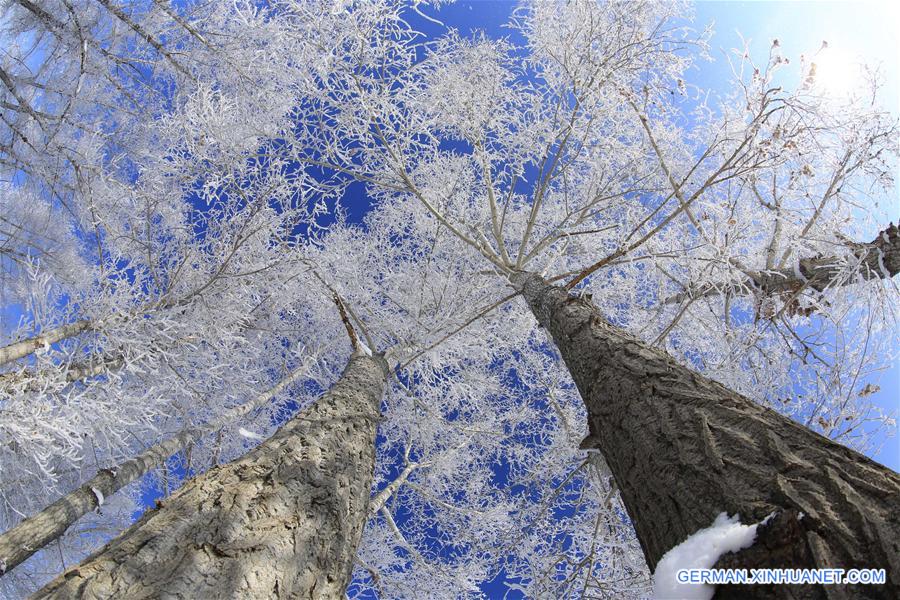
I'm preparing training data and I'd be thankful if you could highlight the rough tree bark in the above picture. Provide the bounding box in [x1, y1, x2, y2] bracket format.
[514, 272, 900, 600]
[0, 363, 308, 576]
[31, 353, 388, 599]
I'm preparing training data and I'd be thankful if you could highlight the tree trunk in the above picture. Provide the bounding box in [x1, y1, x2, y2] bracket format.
[0, 320, 92, 367]
[0, 363, 308, 576]
[514, 272, 900, 599]
[0, 354, 124, 392]
[665, 222, 900, 305]
[31, 353, 388, 599]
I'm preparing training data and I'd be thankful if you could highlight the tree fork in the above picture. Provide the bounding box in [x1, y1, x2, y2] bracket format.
[31, 354, 388, 599]
[513, 271, 900, 599]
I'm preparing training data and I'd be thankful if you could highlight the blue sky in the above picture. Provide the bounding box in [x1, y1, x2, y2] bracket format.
[1, 2, 896, 595]
[689, 0, 900, 471]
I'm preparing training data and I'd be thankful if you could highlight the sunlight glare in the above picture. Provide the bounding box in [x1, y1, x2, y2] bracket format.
[811, 44, 861, 98]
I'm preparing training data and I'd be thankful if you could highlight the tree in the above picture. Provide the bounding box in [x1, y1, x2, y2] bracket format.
[283, 0, 900, 595]
[34, 350, 388, 598]
[294, 0, 898, 451]
[515, 271, 900, 598]
[1, 0, 898, 598]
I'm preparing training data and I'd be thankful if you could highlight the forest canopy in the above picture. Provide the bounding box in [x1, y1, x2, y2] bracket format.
[0, 1, 897, 598]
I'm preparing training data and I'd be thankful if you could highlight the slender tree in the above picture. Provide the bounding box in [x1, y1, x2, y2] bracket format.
[0, 360, 314, 575]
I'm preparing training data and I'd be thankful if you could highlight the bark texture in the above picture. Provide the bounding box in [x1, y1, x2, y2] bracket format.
[0, 364, 307, 576]
[515, 272, 900, 600]
[0, 429, 192, 578]
[31, 353, 388, 600]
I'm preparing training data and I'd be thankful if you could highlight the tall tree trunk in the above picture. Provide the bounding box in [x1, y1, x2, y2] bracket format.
[0, 320, 92, 367]
[32, 353, 388, 599]
[0, 363, 307, 576]
[514, 272, 900, 599]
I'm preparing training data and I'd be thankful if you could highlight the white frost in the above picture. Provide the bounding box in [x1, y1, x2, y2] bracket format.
[238, 427, 264, 440]
[651, 512, 760, 600]
[875, 248, 890, 279]
[90, 487, 105, 510]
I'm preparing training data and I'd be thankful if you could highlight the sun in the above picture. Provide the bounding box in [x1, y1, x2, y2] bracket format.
[811, 45, 862, 98]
